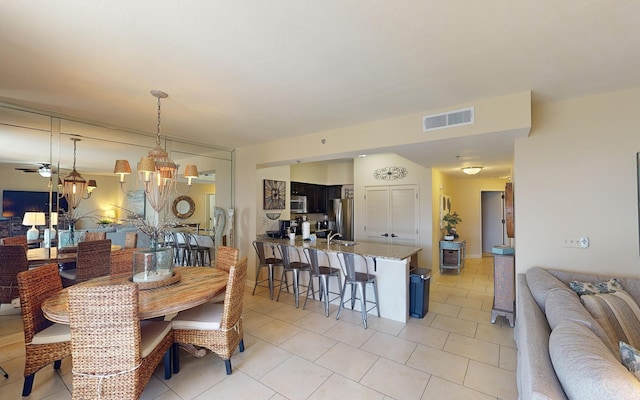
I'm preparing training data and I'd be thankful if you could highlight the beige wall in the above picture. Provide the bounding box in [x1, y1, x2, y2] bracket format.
[236, 92, 531, 281]
[290, 161, 354, 185]
[515, 86, 640, 275]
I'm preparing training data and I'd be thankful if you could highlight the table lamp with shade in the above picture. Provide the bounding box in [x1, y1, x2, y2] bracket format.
[23, 212, 46, 242]
[104, 209, 116, 223]
[44, 212, 58, 248]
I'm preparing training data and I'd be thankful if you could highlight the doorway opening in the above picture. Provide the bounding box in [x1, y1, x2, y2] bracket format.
[481, 190, 506, 255]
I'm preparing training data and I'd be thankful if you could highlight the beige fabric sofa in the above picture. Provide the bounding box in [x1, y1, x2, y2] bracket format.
[516, 267, 640, 399]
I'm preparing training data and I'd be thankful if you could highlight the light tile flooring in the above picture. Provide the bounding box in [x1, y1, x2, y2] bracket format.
[0, 255, 517, 399]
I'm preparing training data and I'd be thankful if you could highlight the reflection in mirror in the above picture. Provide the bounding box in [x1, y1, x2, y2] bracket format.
[0, 101, 233, 237]
[172, 195, 195, 219]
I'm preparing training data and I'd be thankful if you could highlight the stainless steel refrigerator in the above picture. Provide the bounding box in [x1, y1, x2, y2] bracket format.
[329, 198, 354, 241]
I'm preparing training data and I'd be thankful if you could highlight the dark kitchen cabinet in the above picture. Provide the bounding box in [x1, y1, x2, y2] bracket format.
[291, 182, 307, 196]
[326, 185, 342, 202]
[291, 182, 335, 213]
[310, 184, 326, 213]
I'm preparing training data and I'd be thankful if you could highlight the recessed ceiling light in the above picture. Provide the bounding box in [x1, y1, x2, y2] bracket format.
[358, 154, 367, 158]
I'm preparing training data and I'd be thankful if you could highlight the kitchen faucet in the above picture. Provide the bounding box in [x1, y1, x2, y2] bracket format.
[327, 232, 342, 245]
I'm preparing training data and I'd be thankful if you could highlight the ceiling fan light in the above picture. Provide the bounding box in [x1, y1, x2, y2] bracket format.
[38, 165, 52, 177]
[462, 166, 483, 175]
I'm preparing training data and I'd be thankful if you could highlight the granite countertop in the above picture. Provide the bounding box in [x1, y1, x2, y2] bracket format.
[256, 236, 422, 261]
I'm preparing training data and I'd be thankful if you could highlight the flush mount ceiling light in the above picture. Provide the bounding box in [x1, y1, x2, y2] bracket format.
[461, 166, 483, 175]
[113, 90, 198, 212]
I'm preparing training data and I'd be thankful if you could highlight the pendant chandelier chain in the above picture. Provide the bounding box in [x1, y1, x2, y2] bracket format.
[156, 96, 162, 147]
[72, 138, 78, 169]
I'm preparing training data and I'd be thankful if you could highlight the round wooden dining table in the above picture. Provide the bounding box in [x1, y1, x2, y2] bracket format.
[27, 245, 123, 267]
[42, 266, 228, 324]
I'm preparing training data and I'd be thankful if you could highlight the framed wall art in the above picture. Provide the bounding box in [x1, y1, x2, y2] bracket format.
[264, 179, 286, 210]
[440, 194, 452, 229]
[126, 189, 146, 218]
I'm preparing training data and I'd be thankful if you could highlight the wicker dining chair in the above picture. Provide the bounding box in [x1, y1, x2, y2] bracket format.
[17, 263, 71, 396]
[210, 246, 240, 303]
[1, 235, 28, 250]
[172, 256, 248, 375]
[83, 231, 107, 241]
[69, 283, 173, 400]
[0, 245, 28, 306]
[60, 239, 112, 287]
[124, 232, 138, 249]
[110, 248, 137, 275]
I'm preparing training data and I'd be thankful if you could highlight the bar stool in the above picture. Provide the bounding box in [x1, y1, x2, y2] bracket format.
[182, 232, 211, 266]
[252, 241, 283, 300]
[336, 252, 380, 328]
[170, 231, 188, 265]
[303, 247, 342, 316]
[276, 244, 312, 308]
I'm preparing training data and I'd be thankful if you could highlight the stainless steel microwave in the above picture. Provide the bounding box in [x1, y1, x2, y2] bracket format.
[290, 195, 308, 214]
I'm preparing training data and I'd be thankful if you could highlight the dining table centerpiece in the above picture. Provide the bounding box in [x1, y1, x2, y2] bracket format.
[126, 210, 177, 284]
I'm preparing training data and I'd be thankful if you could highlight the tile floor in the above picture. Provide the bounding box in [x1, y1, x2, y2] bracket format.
[0, 255, 517, 399]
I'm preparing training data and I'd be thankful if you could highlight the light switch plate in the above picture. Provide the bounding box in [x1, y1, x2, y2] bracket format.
[562, 236, 589, 248]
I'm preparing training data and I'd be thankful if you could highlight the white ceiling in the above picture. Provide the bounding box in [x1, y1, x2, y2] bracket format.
[1, 1, 639, 177]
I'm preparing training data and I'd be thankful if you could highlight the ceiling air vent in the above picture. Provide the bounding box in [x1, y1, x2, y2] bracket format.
[423, 107, 474, 132]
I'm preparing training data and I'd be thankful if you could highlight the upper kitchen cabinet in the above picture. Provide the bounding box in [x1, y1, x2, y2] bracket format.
[291, 182, 308, 197]
[310, 184, 327, 213]
[326, 185, 342, 202]
[291, 182, 330, 213]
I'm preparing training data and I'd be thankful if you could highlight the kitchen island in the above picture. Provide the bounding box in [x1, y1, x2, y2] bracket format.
[257, 236, 422, 323]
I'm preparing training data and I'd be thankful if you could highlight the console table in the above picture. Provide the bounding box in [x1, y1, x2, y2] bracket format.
[439, 239, 466, 274]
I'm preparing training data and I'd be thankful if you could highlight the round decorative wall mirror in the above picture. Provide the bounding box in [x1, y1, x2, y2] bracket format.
[172, 195, 195, 219]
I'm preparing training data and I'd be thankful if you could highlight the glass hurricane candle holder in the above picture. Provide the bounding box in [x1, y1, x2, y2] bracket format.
[133, 246, 174, 283]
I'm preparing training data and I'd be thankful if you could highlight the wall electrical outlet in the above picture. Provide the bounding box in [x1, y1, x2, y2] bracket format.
[562, 236, 589, 248]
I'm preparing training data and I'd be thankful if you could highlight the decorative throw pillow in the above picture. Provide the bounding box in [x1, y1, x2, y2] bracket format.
[581, 290, 640, 350]
[620, 341, 640, 380]
[569, 278, 623, 296]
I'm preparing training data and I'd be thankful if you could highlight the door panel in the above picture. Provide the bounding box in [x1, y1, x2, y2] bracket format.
[365, 185, 418, 246]
[365, 187, 390, 243]
[390, 186, 418, 246]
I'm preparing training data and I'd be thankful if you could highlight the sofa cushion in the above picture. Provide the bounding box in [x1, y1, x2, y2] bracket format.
[549, 320, 640, 399]
[569, 278, 623, 295]
[525, 267, 575, 312]
[581, 290, 640, 350]
[620, 341, 640, 380]
[615, 278, 640, 307]
[544, 288, 617, 354]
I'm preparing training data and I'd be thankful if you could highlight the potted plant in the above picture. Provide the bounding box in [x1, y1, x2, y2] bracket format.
[443, 212, 461, 240]
[96, 217, 113, 228]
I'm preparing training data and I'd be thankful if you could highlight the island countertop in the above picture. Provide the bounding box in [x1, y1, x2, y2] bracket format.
[257, 236, 422, 261]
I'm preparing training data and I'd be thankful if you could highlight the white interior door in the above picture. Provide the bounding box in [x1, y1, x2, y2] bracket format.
[365, 187, 390, 243]
[482, 190, 505, 252]
[390, 185, 419, 246]
[365, 185, 418, 246]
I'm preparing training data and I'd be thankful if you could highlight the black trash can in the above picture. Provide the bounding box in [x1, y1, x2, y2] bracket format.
[409, 268, 431, 318]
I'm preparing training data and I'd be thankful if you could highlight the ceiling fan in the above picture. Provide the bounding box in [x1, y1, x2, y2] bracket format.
[14, 163, 58, 178]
